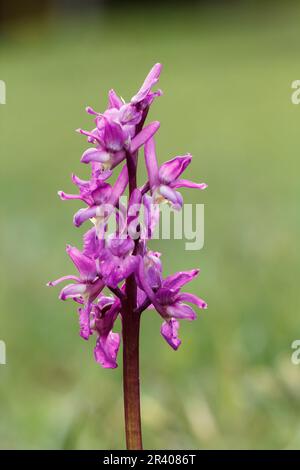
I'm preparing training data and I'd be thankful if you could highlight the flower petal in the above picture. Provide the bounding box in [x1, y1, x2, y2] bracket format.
[131, 63, 162, 104]
[166, 302, 197, 320]
[119, 103, 142, 125]
[108, 164, 128, 207]
[47, 275, 81, 287]
[163, 269, 200, 290]
[159, 185, 183, 209]
[144, 137, 160, 188]
[170, 179, 208, 190]
[130, 121, 160, 154]
[158, 155, 192, 184]
[73, 206, 97, 227]
[108, 89, 123, 109]
[78, 303, 92, 340]
[58, 191, 82, 201]
[81, 148, 110, 164]
[66, 245, 97, 281]
[176, 292, 207, 309]
[143, 194, 160, 239]
[94, 332, 120, 369]
[82, 227, 101, 259]
[161, 319, 181, 350]
[102, 118, 125, 152]
[59, 283, 86, 300]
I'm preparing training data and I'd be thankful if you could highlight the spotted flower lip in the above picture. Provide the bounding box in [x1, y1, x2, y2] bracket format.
[48, 62, 207, 369]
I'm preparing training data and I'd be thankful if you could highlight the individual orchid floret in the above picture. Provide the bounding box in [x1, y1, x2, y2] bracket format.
[144, 137, 207, 210]
[73, 164, 128, 229]
[80, 120, 160, 170]
[90, 296, 121, 368]
[131, 62, 163, 108]
[137, 259, 207, 350]
[47, 245, 105, 339]
[58, 170, 112, 206]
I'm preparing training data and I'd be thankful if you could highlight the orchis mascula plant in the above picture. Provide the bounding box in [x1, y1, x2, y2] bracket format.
[48, 64, 207, 450]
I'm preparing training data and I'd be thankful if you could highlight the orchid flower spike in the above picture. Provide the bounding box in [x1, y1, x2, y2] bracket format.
[48, 63, 207, 450]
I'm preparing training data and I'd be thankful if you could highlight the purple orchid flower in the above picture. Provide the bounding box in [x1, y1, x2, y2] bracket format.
[137, 258, 207, 350]
[48, 63, 207, 450]
[144, 137, 207, 210]
[72, 164, 128, 229]
[90, 296, 121, 369]
[47, 245, 105, 339]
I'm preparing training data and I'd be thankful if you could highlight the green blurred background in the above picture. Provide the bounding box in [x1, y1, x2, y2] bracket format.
[1, 0, 300, 450]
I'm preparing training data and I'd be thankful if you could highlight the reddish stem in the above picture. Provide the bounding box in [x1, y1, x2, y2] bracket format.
[122, 142, 143, 449]
[122, 305, 142, 449]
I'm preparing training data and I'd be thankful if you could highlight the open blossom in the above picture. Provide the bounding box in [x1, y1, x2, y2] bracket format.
[48, 63, 207, 369]
[137, 260, 207, 350]
[144, 137, 207, 210]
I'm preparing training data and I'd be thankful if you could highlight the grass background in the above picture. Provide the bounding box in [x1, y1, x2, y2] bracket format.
[0, 1, 300, 449]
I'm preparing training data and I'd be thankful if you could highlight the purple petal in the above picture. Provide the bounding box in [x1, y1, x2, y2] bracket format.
[161, 319, 181, 350]
[94, 332, 120, 369]
[144, 137, 160, 188]
[71, 173, 89, 188]
[66, 245, 97, 281]
[47, 275, 81, 287]
[158, 155, 192, 184]
[91, 183, 112, 205]
[166, 302, 197, 320]
[119, 103, 142, 126]
[130, 121, 160, 154]
[109, 150, 127, 169]
[145, 251, 162, 289]
[163, 269, 200, 290]
[82, 227, 101, 259]
[107, 236, 134, 258]
[131, 63, 162, 104]
[73, 206, 97, 227]
[81, 147, 110, 164]
[142, 89, 163, 108]
[143, 194, 160, 239]
[176, 292, 207, 309]
[59, 283, 86, 300]
[170, 179, 208, 190]
[94, 300, 120, 337]
[108, 89, 123, 109]
[78, 304, 92, 340]
[156, 287, 178, 306]
[158, 185, 183, 209]
[85, 106, 99, 116]
[58, 191, 82, 201]
[77, 128, 102, 145]
[106, 255, 139, 288]
[102, 118, 125, 152]
[86, 277, 105, 303]
[108, 165, 128, 207]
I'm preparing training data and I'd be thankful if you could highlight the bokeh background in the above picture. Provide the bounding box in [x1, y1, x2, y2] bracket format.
[1, 0, 300, 450]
